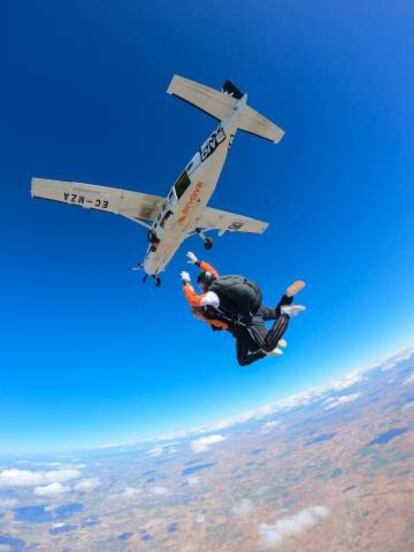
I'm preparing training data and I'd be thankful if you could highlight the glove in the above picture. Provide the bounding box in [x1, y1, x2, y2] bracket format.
[186, 251, 199, 265]
[180, 271, 191, 284]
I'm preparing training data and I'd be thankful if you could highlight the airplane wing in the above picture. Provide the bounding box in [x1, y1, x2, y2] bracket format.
[194, 206, 268, 235]
[31, 178, 165, 223]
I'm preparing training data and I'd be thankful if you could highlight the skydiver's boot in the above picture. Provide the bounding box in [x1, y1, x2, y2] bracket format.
[272, 281, 306, 319]
[280, 305, 306, 318]
[286, 280, 306, 298]
[264, 306, 305, 352]
[260, 305, 305, 355]
[266, 347, 284, 357]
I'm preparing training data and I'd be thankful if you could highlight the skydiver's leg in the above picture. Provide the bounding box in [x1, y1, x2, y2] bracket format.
[235, 334, 266, 366]
[228, 325, 260, 366]
[246, 314, 268, 350]
[261, 280, 305, 320]
[247, 313, 290, 353]
[259, 305, 277, 321]
[262, 303, 306, 352]
[262, 314, 290, 352]
[273, 294, 293, 318]
[259, 297, 292, 321]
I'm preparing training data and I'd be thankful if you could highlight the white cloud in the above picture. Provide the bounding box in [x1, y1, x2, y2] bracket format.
[259, 506, 330, 548]
[74, 478, 101, 492]
[189, 372, 366, 436]
[262, 421, 281, 433]
[151, 486, 169, 496]
[51, 522, 66, 529]
[121, 487, 142, 498]
[33, 461, 63, 468]
[0, 545, 12, 552]
[403, 373, 414, 385]
[0, 498, 18, 509]
[190, 434, 226, 453]
[323, 393, 361, 411]
[85, 439, 142, 451]
[0, 468, 81, 488]
[232, 498, 253, 516]
[33, 482, 70, 497]
[147, 447, 163, 457]
[187, 476, 200, 487]
[327, 373, 364, 392]
[381, 349, 413, 371]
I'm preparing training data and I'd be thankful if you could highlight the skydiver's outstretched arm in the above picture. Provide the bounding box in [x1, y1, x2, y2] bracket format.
[199, 260, 219, 278]
[180, 253, 221, 310]
[186, 252, 219, 278]
[180, 271, 220, 309]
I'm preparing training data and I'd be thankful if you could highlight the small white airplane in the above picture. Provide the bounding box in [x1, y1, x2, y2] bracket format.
[31, 75, 284, 286]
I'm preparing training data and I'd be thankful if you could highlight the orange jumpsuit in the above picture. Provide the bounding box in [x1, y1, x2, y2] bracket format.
[182, 261, 229, 330]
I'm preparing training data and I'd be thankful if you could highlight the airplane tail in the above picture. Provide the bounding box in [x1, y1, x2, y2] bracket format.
[167, 75, 285, 143]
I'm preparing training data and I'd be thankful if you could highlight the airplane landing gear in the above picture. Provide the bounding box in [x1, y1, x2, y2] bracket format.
[153, 275, 161, 287]
[148, 229, 160, 253]
[196, 229, 214, 250]
[148, 229, 160, 245]
[204, 236, 213, 250]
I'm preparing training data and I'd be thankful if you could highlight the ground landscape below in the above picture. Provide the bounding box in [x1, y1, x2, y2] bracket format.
[1, 345, 414, 551]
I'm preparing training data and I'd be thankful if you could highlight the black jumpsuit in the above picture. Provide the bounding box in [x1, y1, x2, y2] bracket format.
[209, 293, 293, 366]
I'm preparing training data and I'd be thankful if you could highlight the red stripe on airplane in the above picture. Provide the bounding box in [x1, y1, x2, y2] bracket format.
[178, 181, 203, 223]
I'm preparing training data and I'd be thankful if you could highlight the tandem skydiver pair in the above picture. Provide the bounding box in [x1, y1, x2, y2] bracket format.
[180, 252, 306, 366]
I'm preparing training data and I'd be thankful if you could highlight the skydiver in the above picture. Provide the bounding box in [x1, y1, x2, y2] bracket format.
[180, 252, 306, 366]
[191, 288, 295, 366]
[192, 291, 300, 366]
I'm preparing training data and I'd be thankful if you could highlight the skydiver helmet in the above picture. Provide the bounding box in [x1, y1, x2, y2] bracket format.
[197, 271, 216, 291]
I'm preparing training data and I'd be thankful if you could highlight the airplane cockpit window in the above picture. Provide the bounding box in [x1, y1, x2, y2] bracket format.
[173, 171, 191, 199]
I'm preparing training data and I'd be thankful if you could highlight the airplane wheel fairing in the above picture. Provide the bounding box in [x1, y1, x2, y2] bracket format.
[204, 237, 213, 250]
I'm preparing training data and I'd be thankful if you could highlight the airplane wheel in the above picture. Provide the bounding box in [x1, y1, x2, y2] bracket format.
[204, 237, 213, 250]
[154, 276, 161, 287]
[148, 229, 159, 244]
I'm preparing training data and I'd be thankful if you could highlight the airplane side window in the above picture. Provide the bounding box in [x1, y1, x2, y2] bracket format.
[174, 171, 191, 199]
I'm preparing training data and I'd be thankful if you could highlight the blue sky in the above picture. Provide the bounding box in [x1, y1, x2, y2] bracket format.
[1, 0, 413, 454]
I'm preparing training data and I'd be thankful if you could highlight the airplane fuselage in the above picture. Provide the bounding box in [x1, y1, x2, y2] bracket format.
[143, 95, 247, 277]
